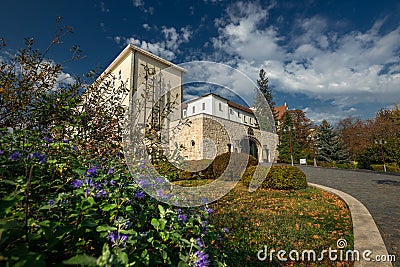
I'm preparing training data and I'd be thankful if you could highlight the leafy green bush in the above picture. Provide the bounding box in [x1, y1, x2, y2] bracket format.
[371, 163, 400, 173]
[154, 160, 213, 181]
[212, 152, 258, 179]
[154, 161, 184, 182]
[241, 165, 307, 190]
[156, 153, 258, 182]
[240, 165, 258, 186]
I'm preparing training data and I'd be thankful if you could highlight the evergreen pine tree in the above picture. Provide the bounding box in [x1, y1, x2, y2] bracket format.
[253, 69, 275, 132]
[277, 112, 302, 164]
[256, 69, 278, 121]
[315, 120, 349, 163]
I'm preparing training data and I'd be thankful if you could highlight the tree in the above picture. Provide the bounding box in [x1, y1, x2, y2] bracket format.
[315, 120, 349, 163]
[259, 69, 279, 120]
[277, 112, 302, 164]
[288, 109, 312, 150]
[253, 69, 277, 132]
[337, 117, 371, 161]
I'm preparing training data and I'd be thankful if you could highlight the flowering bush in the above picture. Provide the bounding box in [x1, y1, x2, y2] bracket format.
[0, 131, 228, 266]
[0, 36, 228, 266]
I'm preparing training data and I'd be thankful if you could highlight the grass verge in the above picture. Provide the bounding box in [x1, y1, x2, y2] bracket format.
[175, 180, 354, 266]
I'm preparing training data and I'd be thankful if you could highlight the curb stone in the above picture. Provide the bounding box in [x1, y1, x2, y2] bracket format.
[308, 183, 393, 267]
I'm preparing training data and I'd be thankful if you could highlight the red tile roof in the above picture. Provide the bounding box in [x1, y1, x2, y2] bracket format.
[273, 105, 287, 121]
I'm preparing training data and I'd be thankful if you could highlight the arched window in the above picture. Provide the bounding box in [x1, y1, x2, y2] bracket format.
[191, 140, 195, 146]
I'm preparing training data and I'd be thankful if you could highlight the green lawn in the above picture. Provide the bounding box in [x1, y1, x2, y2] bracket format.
[175, 180, 354, 267]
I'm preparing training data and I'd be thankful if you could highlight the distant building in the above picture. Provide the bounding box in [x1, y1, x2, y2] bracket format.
[273, 101, 288, 131]
[97, 43, 186, 122]
[100, 44, 278, 163]
[171, 93, 277, 163]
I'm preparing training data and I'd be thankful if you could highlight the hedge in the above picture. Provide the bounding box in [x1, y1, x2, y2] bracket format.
[241, 165, 307, 190]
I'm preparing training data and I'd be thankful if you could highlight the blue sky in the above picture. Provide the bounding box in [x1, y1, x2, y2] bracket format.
[1, 0, 400, 124]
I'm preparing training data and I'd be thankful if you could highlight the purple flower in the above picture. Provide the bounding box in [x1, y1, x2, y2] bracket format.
[108, 232, 117, 243]
[120, 235, 128, 242]
[207, 208, 213, 215]
[9, 151, 20, 161]
[156, 177, 164, 184]
[201, 221, 209, 234]
[110, 180, 116, 186]
[84, 178, 94, 186]
[44, 136, 53, 143]
[95, 189, 108, 198]
[139, 179, 149, 188]
[85, 188, 91, 195]
[108, 231, 129, 247]
[197, 238, 204, 248]
[107, 168, 114, 175]
[0, 150, 4, 156]
[62, 138, 69, 143]
[223, 228, 229, 234]
[47, 199, 55, 205]
[86, 166, 99, 177]
[178, 213, 188, 223]
[194, 251, 210, 267]
[30, 152, 46, 164]
[72, 179, 83, 188]
[134, 191, 145, 199]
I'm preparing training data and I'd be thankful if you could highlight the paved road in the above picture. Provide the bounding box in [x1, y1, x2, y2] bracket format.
[299, 166, 399, 266]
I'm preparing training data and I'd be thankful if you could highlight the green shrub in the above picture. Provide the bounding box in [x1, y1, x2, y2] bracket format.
[154, 159, 214, 181]
[155, 153, 259, 182]
[212, 152, 258, 179]
[240, 165, 258, 186]
[154, 161, 184, 182]
[241, 165, 307, 190]
[371, 163, 400, 173]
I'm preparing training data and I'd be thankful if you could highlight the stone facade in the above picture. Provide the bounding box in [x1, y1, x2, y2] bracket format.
[171, 113, 277, 163]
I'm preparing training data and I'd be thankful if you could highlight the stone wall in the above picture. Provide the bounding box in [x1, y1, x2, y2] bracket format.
[170, 113, 278, 163]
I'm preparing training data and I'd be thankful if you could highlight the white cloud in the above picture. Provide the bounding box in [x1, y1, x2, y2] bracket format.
[209, 2, 400, 122]
[132, 0, 144, 7]
[132, 0, 154, 14]
[114, 36, 121, 44]
[142, 23, 151, 31]
[56, 71, 76, 85]
[116, 26, 192, 60]
[125, 37, 176, 60]
[211, 1, 285, 63]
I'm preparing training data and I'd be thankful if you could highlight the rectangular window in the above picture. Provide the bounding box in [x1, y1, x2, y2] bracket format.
[202, 102, 206, 110]
[219, 103, 222, 111]
[238, 111, 240, 117]
[230, 109, 233, 115]
[192, 106, 195, 113]
[183, 110, 187, 117]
